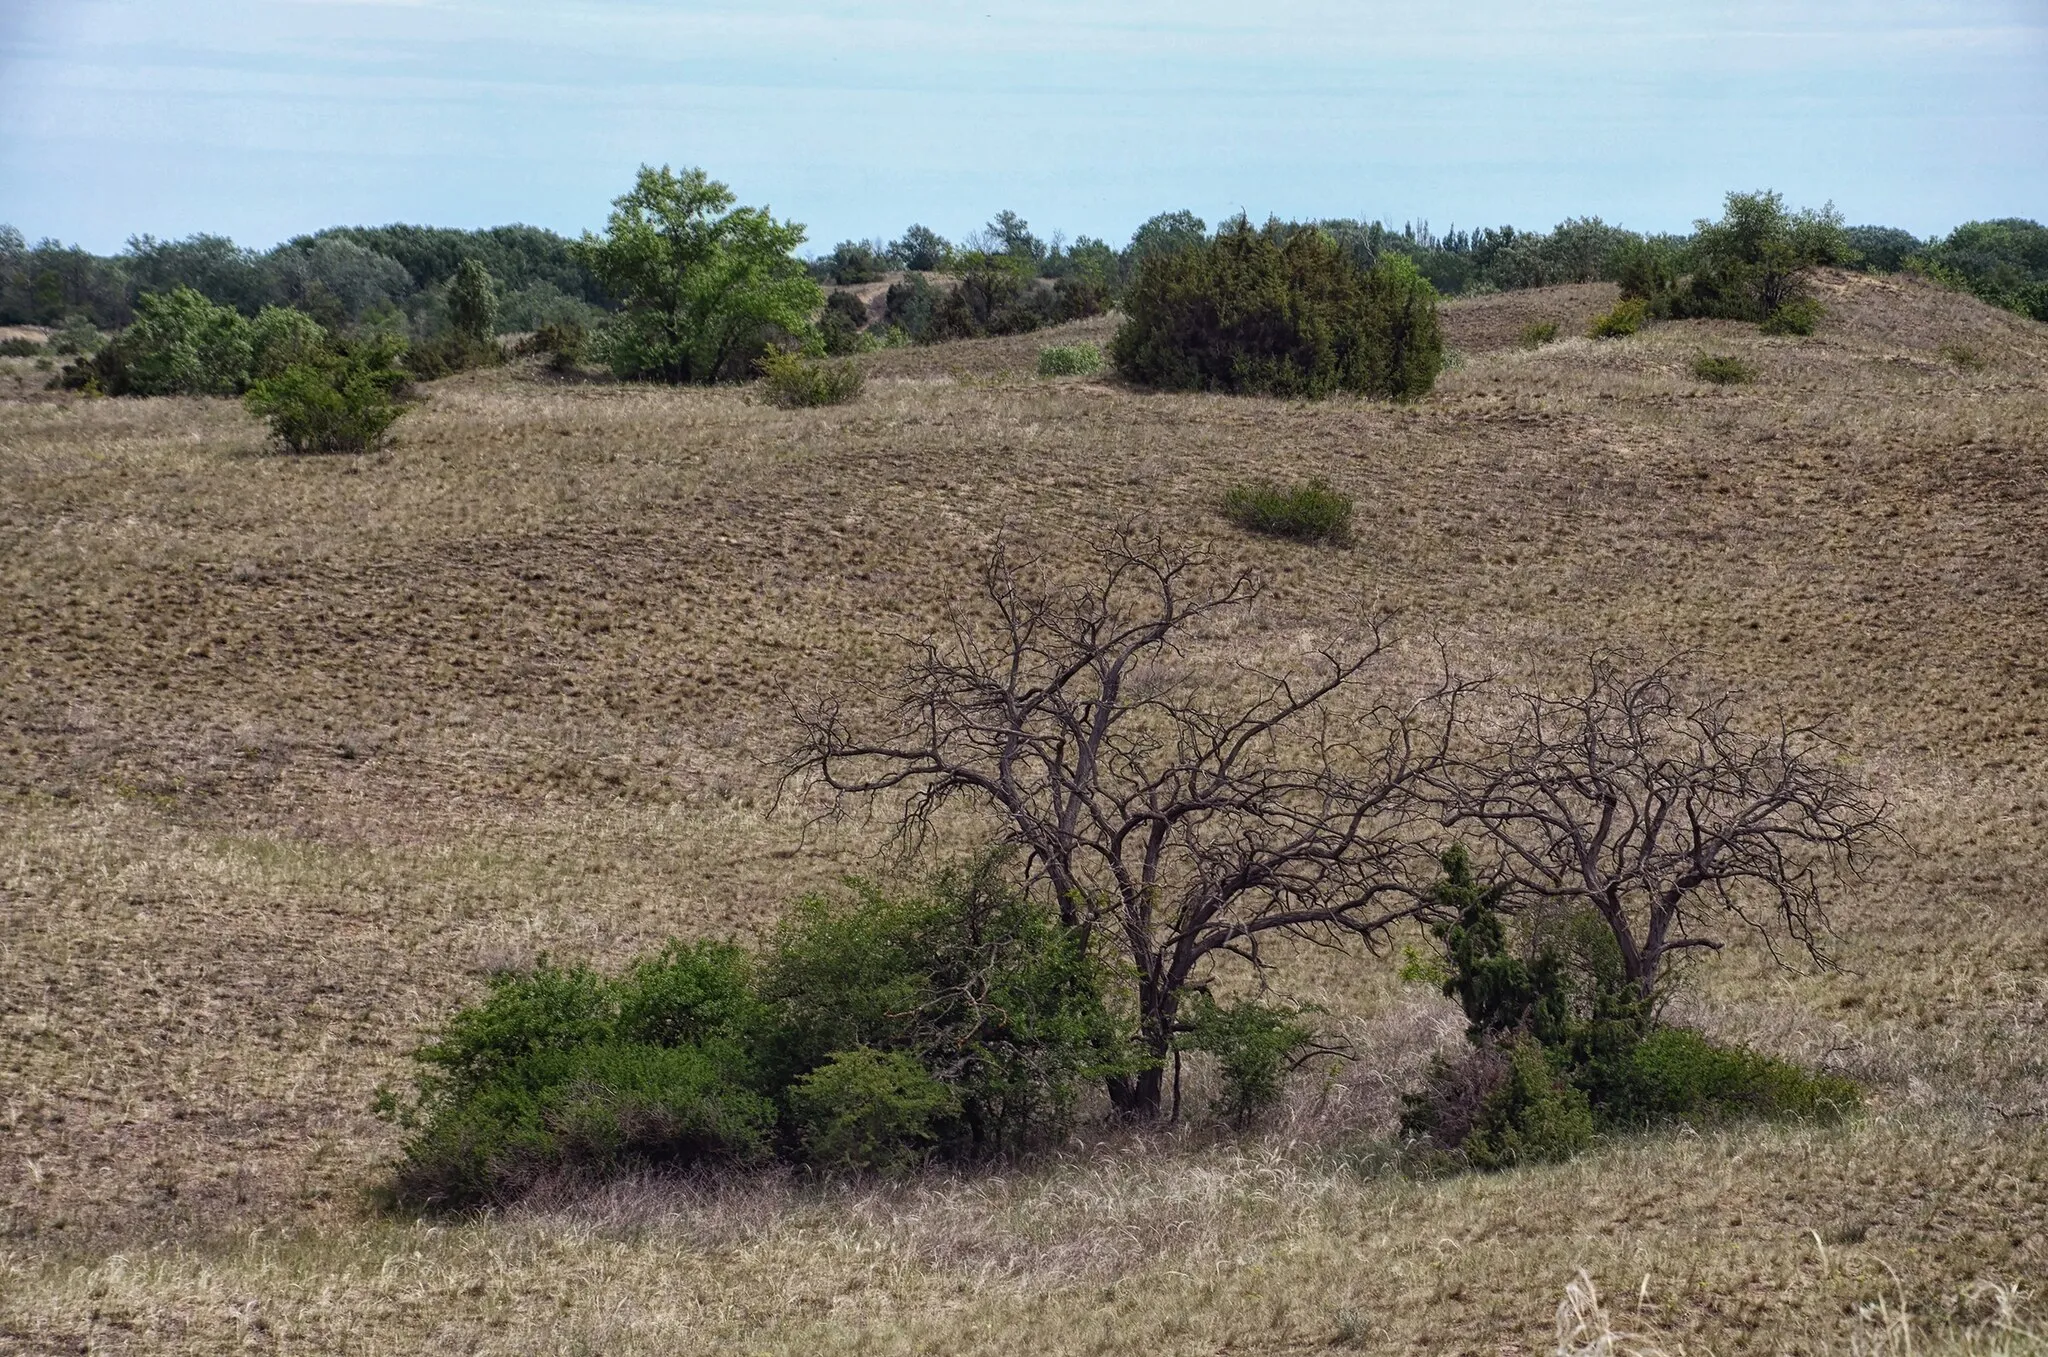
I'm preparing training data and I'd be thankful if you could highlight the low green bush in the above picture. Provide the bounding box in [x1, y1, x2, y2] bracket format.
[386, 858, 1130, 1204]
[1518, 321, 1558, 349]
[244, 338, 412, 454]
[1176, 993, 1313, 1126]
[1691, 353, 1754, 384]
[1608, 1026, 1859, 1128]
[0, 337, 42, 357]
[100, 286, 255, 395]
[757, 349, 864, 407]
[1759, 297, 1822, 335]
[788, 1048, 959, 1174]
[1036, 343, 1101, 377]
[1220, 477, 1354, 544]
[1588, 298, 1647, 339]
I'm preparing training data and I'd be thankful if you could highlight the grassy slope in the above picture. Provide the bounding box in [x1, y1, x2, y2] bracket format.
[1, 270, 2045, 1353]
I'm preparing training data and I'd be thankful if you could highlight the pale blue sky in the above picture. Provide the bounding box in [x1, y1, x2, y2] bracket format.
[3, 1, 2044, 253]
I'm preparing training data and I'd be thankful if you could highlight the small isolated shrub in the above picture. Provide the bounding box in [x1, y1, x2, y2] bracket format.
[1691, 353, 1754, 384]
[1588, 298, 1647, 339]
[757, 349, 863, 407]
[788, 1048, 959, 1173]
[1176, 993, 1313, 1126]
[1220, 477, 1354, 544]
[244, 339, 411, 454]
[1037, 343, 1101, 377]
[1518, 321, 1558, 349]
[0, 337, 42, 357]
[1759, 297, 1822, 335]
[1462, 1039, 1596, 1170]
[1938, 342, 1986, 371]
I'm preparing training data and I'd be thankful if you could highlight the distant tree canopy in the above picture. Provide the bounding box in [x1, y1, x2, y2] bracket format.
[573, 164, 821, 384]
[1915, 218, 2048, 321]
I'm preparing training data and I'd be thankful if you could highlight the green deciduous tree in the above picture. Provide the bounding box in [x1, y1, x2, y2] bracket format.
[447, 258, 498, 345]
[575, 165, 820, 383]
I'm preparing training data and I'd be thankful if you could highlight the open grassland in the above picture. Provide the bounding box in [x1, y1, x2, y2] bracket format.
[3, 270, 2046, 1353]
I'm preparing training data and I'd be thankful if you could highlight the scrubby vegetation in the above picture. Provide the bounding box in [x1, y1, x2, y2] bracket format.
[386, 859, 1126, 1205]
[1035, 343, 1101, 376]
[1110, 218, 1443, 399]
[1691, 352, 1754, 384]
[1517, 320, 1558, 349]
[757, 348, 864, 407]
[243, 336, 413, 454]
[1401, 848, 1859, 1169]
[1588, 298, 1646, 339]
[1220, 477, 1355, 542]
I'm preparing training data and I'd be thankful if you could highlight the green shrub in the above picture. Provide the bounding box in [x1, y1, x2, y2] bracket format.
[760, 858, 1129, 1157]
[1176, 993, 1313, 1126]
[1759, 297, 1822, 335]
[248, 306, 330, 380]
[1036, 343, 1101, 377]
[386, 945, 775, 1208]
[244, 338, 411, 454]
[47, 316, 101, 356]
[1672, 191, 1846, 326]
[1518, 321, 1558, 349]
[819, 290, 872, 355]
[1691, 353, 1754, 384]
[102, 286, 254, 395]
[757, 349, 864, 407]
[1403, 846, 1859, 1169]
[1220, 477, 1354, 543]
[1051, 275, 1109, 322]
[1608, 1026, 1860, 1128]
[0, 337, 41, 357]
[788, 1048, 960, 1173]
[1612, 238, 1678, 303]
[1110, 218, 1442, 400]
[1588, 298, 1647, 339]
[1910, 218, 2048, 321]
[1462, 1039, 1595, 1169]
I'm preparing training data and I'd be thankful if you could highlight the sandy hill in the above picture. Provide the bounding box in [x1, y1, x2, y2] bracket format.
[0, 270, 2044, 1354]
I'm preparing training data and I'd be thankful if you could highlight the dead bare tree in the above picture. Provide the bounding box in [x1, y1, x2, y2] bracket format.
[1437, 656, 1890, 1000]
[789, 530, 1462, 1118]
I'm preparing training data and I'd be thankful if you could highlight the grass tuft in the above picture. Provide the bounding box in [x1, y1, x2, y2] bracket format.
[1220, 477, 1354, 543]
[1037, 343, 1102, 377]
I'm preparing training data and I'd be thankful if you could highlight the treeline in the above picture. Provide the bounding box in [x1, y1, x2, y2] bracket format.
[9, 202, 2042, 349]
[0, 223, 609, 336]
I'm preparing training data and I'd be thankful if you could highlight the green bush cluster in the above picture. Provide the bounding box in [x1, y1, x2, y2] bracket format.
[1220, 477, 1355, 544]
[1691, 353, 1754, 384]
[1400, 848, 1858, 1169]
[1588, 298, 1646, 339]
[1913, 218, 2048, 322]
[1647, 192, 1844, 332]
[1517, 321, 1558, 349]
[1036, 343, 1101, 377]
[513, 319, 588, 372]
[1110, 219, 1443, 401]
[757, 349, 864, 408]
[1759, 297, 1823, 335]
[243, 335, 413, 454]
[0, 336, 42, 357]
[886, 254, 1107, 345]
[385, 860, 1131, 1207]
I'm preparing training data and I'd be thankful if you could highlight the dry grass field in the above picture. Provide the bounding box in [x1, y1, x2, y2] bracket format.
[2, 269, 2045, 1354]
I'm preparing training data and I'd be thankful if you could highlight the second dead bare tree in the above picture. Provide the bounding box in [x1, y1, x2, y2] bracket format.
[1437, 656, 1890, 1000]
[790, 531, 1462, 1118]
